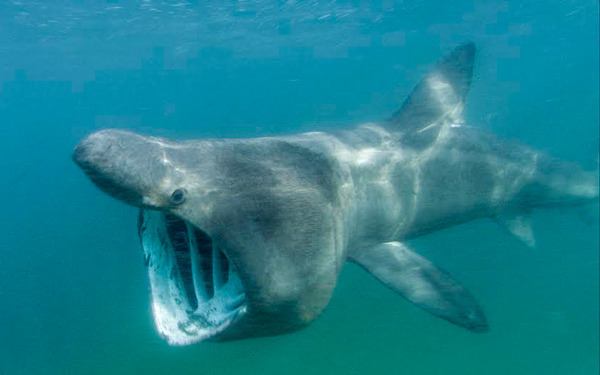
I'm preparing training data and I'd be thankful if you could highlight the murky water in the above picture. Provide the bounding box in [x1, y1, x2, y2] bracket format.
[1, 1, 598, 374]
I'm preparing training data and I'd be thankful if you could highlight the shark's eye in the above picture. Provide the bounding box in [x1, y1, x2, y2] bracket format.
[170, 188, 186, 205]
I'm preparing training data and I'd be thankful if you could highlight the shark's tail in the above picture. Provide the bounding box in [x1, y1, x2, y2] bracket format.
[496, 155, 597, 248]
[520, 155, 598, 208]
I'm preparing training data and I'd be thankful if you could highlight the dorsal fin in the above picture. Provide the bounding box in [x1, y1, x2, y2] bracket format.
[388, 42, 476, 148]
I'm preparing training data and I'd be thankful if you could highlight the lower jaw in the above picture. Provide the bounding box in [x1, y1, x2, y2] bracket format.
[138, 209, 247, 345]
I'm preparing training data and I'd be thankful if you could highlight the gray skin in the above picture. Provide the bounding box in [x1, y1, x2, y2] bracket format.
[73, 43, 598, 345]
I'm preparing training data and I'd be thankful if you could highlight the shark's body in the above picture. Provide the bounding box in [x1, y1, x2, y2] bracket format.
[74, 43, 598, 345]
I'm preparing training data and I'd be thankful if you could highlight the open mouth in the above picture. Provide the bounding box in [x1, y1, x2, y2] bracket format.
[138, 209, 246, 345]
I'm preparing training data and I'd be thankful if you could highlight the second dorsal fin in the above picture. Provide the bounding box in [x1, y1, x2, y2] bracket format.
[388, 42, 476, 148]
[494, 213, 536, 248]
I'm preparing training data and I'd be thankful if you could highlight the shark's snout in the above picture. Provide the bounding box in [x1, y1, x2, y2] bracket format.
[74, 131, 124, 196]
[73, 131, 104, 169]
[73, 129, 128, 173]
[73, 129, 166, 207]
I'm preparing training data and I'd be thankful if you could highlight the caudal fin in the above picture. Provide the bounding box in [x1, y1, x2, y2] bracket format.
[520, 156, 599, 208]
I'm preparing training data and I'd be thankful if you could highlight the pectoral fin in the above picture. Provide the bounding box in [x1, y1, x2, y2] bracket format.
[349, 242, 488, 332]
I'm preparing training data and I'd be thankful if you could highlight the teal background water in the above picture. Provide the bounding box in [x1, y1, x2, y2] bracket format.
[1, 1, 598, 374]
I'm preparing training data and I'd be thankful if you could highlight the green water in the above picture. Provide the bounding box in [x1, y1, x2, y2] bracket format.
[1, 1, 598, 374]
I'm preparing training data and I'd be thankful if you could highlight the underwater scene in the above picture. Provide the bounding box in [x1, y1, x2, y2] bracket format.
[1, 1, 598, 374]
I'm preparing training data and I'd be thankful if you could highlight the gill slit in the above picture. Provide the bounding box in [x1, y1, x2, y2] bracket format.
[187, 222, 209, 307]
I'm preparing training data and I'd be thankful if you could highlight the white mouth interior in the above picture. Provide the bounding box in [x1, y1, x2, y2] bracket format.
[138, 210, 246, 345]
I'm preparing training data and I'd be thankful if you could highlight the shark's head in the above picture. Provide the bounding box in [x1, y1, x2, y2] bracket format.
[73, 129, 341, 345]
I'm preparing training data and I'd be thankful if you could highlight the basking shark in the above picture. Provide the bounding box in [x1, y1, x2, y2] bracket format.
[73, 43, 598, 345]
